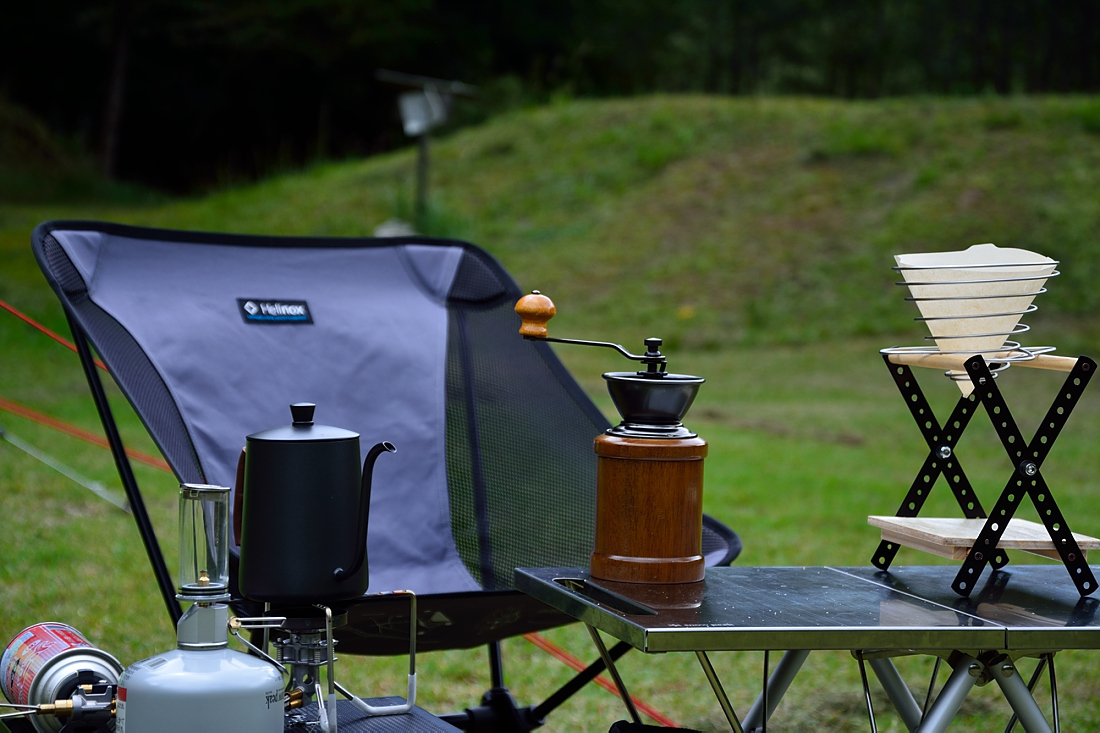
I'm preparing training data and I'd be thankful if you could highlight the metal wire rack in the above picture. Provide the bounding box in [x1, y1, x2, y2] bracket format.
[881, 246, 1059, 387]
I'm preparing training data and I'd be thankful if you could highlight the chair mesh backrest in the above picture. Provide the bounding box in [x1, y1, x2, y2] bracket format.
[33, 221, 608, 598]
[446, 292, 605, 590]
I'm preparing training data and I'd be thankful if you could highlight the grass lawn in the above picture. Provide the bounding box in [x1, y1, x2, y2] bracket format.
[3, 94, 1100, 730]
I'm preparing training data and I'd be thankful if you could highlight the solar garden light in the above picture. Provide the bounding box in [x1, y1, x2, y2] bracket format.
[375, 69, 478, 228]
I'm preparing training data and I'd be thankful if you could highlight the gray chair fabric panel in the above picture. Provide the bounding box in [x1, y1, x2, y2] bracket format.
[50, 230, 480, 595]
[398, 245, 466, 303]
[38, 230, 206, 481]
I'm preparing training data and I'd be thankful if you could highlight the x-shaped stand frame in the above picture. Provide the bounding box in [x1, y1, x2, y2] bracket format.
[954, 354, 1096, 596]
[875, 351, 1098, 597]
[873, 354, 1010, 574]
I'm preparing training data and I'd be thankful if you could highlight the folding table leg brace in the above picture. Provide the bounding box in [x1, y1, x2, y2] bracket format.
[586, 622, 754, 732]
[861, 651, 1059, 733]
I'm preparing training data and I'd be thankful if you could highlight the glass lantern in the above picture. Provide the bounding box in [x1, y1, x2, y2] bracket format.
[177, 483, 231, 602]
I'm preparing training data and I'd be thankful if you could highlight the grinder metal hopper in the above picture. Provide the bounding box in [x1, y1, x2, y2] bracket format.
[890, 243, 1058, 395]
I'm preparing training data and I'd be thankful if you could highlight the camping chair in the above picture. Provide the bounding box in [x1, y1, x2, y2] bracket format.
[32, 220, 740, 730]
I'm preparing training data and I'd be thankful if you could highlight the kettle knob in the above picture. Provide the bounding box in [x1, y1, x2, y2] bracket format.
[290, 403, 315, 425]
[515, 290, 556, 339]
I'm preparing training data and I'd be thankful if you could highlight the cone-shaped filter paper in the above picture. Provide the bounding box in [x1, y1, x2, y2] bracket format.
[895, 243, 1056, 395]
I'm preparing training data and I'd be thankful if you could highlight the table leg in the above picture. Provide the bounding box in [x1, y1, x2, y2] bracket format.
[923, 658, 942, 719]
[695, 650, 745, 733]
[989, 658, 1052, 733]
[857, 655, 879, 733]
[1049, 654, 1059, 733]
[742, 650, 809, 732]
[585, 624, 641, 725]
[916, 654, 982, 733]
[1005, 656, 1046, 733]
[868, 657, 922, 731]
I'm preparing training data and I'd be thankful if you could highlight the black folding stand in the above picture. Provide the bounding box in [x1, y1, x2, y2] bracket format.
[873, 352, 1098, 597]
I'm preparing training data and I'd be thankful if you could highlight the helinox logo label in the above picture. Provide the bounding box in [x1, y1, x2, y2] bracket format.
[238, 298, 313, 324]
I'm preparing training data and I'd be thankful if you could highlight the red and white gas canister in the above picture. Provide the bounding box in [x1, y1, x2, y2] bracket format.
[2, 622, 123, 732]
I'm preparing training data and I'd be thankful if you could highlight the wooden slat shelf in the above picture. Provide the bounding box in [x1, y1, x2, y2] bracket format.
[869, 516, 1100, 562]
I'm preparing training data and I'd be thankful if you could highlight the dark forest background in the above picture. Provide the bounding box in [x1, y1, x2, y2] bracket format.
[4, 0, 1099, 192]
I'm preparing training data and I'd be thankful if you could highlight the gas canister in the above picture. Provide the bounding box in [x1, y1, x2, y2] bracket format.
[1, 622, 122, 733]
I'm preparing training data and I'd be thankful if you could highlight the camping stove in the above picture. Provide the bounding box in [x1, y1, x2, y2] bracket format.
[230, 592, 418, 731]
[232, 605, 349, 728]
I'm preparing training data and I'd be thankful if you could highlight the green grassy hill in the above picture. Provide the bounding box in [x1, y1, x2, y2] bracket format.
[4, 95, 1100, 730]
[7, 94, 1100, 345]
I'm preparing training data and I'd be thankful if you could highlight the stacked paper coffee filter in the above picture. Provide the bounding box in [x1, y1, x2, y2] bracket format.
[885, 243, 1058, 396]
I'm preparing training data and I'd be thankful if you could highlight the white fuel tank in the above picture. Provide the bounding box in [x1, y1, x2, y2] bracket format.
[116, 605, 283, 733]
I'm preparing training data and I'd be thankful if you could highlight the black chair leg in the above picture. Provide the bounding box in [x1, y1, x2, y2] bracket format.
[439, 639, 634, 731]
[530, 640, 633, 722]
[489, 640, 505, 689]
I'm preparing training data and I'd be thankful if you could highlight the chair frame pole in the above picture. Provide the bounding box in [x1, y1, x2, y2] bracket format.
[68, 310, 181, 623]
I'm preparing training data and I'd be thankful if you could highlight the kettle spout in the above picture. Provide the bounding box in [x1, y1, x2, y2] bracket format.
[364, 441, 397, 476]
[333, 441, 396, 581]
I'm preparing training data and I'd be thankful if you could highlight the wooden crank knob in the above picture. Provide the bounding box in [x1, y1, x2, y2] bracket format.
[515, 291, 555, 338]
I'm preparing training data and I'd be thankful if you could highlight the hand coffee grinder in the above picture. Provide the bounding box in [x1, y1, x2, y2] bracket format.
[516, 292, 707, 584]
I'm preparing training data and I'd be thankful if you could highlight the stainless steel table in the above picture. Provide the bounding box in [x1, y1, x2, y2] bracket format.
[515, 565, 1100, 732]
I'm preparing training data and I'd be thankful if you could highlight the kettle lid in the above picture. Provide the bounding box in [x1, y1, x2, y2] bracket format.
[246, 403, 359, 443]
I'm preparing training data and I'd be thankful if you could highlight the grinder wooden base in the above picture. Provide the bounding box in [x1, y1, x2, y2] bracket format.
[590, 433, 707, 584]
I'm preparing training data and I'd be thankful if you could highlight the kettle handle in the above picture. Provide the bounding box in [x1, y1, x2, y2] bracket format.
[334, 441, 396, 581]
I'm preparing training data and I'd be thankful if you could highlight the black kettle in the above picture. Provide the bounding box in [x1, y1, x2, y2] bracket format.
[237, 403, 394, 604]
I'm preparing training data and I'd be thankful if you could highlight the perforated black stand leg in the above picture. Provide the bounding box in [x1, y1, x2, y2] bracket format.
[873, 356, 1008, 572]
[952, 355, 1098, 597]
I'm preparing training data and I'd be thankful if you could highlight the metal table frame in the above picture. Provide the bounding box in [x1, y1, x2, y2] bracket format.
[515, 565, 1100, 732]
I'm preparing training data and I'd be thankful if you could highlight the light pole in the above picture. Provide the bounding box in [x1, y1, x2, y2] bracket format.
[376, 70, 478, 230]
